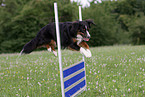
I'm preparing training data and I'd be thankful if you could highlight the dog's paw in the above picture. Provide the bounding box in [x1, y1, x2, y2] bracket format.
[53, 51, 57, 56]
[86, 49, 92, 57]
[80, 47, 92, 58]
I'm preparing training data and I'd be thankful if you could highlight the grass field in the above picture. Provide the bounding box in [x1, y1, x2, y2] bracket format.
[0, 45, 145, 97]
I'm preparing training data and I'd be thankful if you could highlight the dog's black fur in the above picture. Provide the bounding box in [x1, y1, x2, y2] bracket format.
[21, 19, 95, 54]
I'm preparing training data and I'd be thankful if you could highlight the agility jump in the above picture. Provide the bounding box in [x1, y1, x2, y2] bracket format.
[54, 3, 88, 97]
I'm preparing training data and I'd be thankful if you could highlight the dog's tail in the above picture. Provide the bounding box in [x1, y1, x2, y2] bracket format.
[20, 38, 38, 55]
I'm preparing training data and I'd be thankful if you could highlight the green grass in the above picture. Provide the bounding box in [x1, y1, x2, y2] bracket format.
[0, 45, 145, 97]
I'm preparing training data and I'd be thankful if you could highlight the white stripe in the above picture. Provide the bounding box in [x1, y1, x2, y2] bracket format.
[85, 26, 90, 37]
[86, 30, 90, 37]
[63, 68, 84, 82]
[64, 77, 86, 93]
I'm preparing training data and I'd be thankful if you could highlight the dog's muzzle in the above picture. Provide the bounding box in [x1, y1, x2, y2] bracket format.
[83, 30, 91, 41]
[83, 37, 90, 41]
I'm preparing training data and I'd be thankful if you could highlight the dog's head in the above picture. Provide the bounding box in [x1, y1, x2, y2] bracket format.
[77, 23, 91, 41]
[70, 19, 95, 41]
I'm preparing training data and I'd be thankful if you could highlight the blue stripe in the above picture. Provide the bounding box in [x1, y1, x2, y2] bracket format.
[64, 71, 85, 89]
[65, 80, 86, 97]
[63, 62, 84, 78]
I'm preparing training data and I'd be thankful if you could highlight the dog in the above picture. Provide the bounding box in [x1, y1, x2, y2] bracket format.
[20, 19, 95, 57]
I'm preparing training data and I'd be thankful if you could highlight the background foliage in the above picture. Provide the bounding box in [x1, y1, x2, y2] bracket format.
[0, 0, 145, 53]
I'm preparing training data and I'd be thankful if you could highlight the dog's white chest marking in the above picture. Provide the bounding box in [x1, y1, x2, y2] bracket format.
[76, 34, 83, 45]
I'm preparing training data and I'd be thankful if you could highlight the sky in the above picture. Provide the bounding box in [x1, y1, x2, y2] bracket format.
[70, 0, 102, 7]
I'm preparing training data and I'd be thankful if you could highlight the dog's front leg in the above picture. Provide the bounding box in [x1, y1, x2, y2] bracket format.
[68, 43, 92, 58]
[79, 42, 92, 57]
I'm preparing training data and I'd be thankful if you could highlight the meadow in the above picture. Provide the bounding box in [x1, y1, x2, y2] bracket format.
[0, 45, 145, 97]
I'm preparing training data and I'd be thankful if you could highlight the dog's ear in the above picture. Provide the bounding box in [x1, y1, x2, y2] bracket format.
[85, 19, 96, 27]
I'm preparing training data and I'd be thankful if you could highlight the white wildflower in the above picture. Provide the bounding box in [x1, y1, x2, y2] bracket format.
[104, 86, 106, 89]
[38, 82, 41, 86]
[112, 80, 116, 82]
[94, 72, 97, 75]
[96, 81, 98, 85]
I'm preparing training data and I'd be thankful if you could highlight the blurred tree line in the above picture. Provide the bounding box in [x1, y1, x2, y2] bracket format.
[0, 0, 145, 53]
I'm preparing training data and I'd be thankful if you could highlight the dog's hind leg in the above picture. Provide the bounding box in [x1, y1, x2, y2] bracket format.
[46, 44, 51, 52]
[46, 40, 57, 56]
[51, 45, 57, 56]
[46, 44, 57, 56]
[50, 40, 57, 56]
